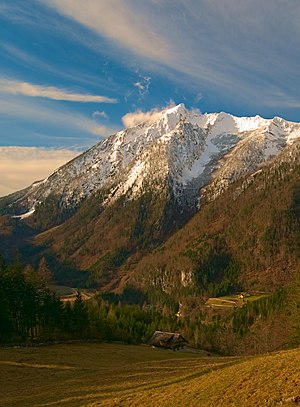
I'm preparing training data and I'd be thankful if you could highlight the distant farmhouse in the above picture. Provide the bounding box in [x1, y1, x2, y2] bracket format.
[149, 331, 188, 350]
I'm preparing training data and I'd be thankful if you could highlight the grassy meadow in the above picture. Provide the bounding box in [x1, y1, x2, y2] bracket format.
[205, 293, 270, 309]
[0, 343, 299, 406]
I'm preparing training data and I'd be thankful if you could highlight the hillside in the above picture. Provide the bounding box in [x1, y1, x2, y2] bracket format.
[122, 142, 300, 353]
[31, 184, 180, 287]
[2, 105, 300, 353]
[1, 105, 300, 288]
[1, 343, 299, 406]
[130, 140, 300, 294]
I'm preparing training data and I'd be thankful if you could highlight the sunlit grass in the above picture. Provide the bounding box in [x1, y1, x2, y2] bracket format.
[0, 343, 299, 406]
[206, 293, 270, 309]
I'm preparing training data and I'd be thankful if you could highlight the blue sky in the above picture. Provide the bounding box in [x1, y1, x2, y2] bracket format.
[1, 0, 300, 195]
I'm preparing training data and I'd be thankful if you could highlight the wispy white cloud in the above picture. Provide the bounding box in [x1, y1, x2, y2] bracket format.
[92, 110, 108, 120]
[0, 94, 115, 139]
[41, 0, 300, 109]
[122, 109, 161, 128]
[0, 78, 117, 103]
[2, 0, 300, 118]
[0, 146, 78, 197]
[193, 92, 202, 104]
[0, 42, 123, 94]
[0, 43, 50, 71]
[41, 0, 173, 63]
[122, 101, 175, 128]
[134, 75, 151, 97]
[263, 91, 300, 109]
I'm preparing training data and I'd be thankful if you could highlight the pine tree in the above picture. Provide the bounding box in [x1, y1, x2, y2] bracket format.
[72, 291, 89, 338]
[37, 257, 53, 285]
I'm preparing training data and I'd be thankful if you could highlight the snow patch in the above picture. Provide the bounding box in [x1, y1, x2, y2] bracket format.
[5, 103, 300, 215]
[12, 208, 35, 220]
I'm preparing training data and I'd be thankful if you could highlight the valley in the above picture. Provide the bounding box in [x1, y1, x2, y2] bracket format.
[1, 105, 300, 355]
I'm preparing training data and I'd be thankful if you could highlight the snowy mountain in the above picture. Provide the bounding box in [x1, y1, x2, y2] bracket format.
[3, 103, 300, 220]
[4, 105, 300, 356]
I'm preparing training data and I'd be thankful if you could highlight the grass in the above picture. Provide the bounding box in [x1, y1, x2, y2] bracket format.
[0, 343, 299, 406]
[244, 294, 269, 302]
[206, 297, 239, 308]
[206, 293, 270, 309]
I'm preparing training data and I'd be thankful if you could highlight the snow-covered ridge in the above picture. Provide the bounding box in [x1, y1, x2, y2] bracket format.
[4, 103, 300, 217]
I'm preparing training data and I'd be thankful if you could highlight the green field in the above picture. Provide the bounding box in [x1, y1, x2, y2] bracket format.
[206, 293, 269, 309]
[0, 343, 299, 406]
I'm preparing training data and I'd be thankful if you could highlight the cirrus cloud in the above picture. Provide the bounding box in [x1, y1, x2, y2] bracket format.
[40, 0, 173, 63]
[0, 93, 116, 140]
[0, 78, 117, 103]
[41, 0, 300, 111]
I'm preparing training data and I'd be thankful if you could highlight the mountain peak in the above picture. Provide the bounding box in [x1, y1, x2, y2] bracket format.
[163, 103, 186, 116]
[156, 103, 188, 133]
[2, 104, 300, 222]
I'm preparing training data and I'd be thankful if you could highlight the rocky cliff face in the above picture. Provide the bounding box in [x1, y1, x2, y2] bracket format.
[2, 104, 300, 224]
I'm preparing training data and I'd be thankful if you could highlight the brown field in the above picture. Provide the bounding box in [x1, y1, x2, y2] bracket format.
[0, 343, 299, 406]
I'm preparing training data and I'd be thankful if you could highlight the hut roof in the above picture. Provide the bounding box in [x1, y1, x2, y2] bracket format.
[149, 331, 188, 349]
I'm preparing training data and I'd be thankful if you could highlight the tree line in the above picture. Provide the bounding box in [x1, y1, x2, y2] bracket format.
[0, 257, 180, 345]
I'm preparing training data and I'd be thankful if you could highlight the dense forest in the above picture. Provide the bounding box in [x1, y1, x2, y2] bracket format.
[1, 255, 298, 356]
[0, 257, 181, 345]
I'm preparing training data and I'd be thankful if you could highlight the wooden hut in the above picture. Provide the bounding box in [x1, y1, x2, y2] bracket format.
[149, 331, 188, 350]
